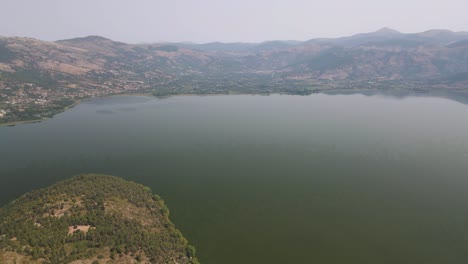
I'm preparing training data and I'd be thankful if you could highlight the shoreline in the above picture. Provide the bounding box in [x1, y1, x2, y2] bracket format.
[0, 99, 82, 127]
[0, 91, 156, 127]
[0, 91, 271, 126]
[1, 88, 460, 127]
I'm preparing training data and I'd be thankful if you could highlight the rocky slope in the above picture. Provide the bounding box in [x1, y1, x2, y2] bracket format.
[0, 174, 199, 264]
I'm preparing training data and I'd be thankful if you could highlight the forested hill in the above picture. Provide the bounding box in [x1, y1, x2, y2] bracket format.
[0, 174, 199, 264]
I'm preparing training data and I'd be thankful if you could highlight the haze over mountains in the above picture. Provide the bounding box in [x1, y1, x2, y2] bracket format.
[178, 28, 468, 50]
[1, 28, 468, 123]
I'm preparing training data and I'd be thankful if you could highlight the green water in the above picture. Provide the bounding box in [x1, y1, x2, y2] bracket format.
[2, 93, 468, 263]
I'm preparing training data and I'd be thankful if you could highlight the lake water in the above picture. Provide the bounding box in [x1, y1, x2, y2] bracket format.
[2, 92, 468, 263]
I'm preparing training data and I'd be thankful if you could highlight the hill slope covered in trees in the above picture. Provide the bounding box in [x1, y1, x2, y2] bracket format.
[0, 174, 199, 264]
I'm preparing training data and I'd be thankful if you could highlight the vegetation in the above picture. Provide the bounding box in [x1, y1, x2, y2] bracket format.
[151, 45, 179, 52]
[151, 73, 324, 97]
[6, 69, 57, 87]
[0, 41, 14, 62]
[0, 174, 199, 264]
[0, 98, 77, 125]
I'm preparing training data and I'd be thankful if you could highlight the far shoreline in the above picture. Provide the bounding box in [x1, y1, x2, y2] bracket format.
[2, 87, 463, 127]
[0, 91, 273, 127]
[0, 91, 155, 127]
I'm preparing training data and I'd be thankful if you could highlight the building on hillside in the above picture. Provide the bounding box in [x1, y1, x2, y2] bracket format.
[0, 109, 6, 118]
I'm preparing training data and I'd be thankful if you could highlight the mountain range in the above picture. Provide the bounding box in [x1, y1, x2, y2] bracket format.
[1, 28, 468, 123]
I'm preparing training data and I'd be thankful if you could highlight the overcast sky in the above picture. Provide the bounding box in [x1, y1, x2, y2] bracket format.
[1, 0, 467, 43]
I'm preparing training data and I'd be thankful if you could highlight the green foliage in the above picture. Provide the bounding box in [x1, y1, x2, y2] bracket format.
[7, 70, 56, 86]
[0, 174, 199, 264]
[0, 41, 14, 62]
[187, 244, 197, 258]
[0, 98, 77, 125]
[304, 49, 354, 71]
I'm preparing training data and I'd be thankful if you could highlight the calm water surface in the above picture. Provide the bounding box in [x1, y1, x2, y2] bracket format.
[2, 93, 468, 263]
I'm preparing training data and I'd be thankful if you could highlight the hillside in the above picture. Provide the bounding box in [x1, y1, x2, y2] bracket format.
[0, 174, 199, 264]
[1, 28, 468, 124]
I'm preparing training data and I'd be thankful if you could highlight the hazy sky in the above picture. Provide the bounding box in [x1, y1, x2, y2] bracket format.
[1, 0, 467, 43]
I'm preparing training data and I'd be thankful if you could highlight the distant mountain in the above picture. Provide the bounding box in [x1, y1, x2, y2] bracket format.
[305, 28, 468, 47]
[252, 40, 303, 52]
[1, 28, 468, 123]
[56, 35, 117, 43]
[174, 42, 256, 52]
[411, 29, 468, 44]
[372, 27, 403, 36]
[174, 40, 302, 52]
[304, 28, 400, 46]
[0, 174, 199, 264]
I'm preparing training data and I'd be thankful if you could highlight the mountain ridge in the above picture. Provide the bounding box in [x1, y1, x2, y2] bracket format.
[47, 28, 468, 45]
[1, 28, 468, 124]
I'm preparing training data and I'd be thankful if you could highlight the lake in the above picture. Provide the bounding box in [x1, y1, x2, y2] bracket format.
[2, 92, 468, 263]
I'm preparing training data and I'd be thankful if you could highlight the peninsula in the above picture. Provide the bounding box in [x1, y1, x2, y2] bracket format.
[0, 174, 200, 264]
